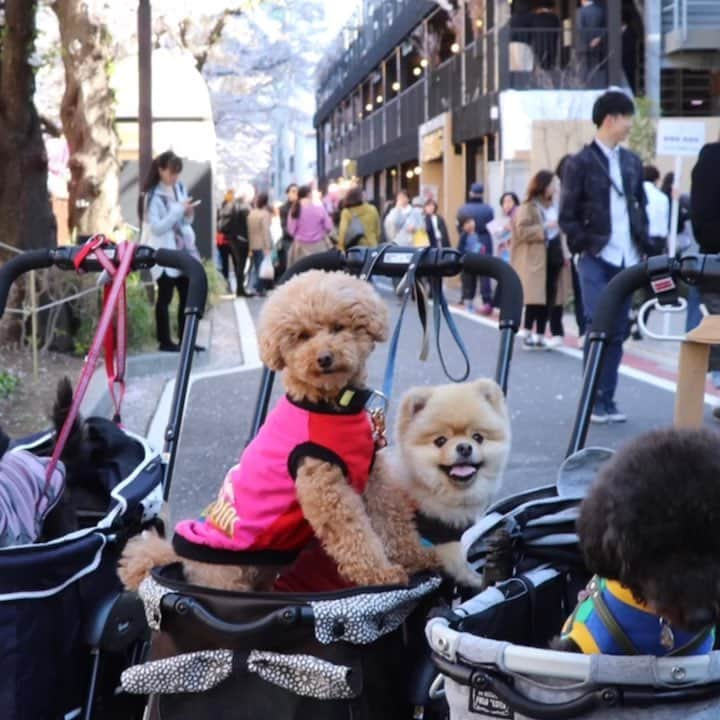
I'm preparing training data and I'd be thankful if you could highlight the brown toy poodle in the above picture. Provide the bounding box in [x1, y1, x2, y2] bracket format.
[366, 379, 510, 587]
[119, 270, 408, 593]
[557, 427, 720, 656]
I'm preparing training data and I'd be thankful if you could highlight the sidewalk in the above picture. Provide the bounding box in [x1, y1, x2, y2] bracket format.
[557, 309, 720, 401]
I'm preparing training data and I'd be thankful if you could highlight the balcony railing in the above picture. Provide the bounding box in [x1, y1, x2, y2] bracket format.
[320, 25, 620, 177]
[316, 0, 429, 108]
[428, 55, 462, 118]
[662, 0, 720, 36]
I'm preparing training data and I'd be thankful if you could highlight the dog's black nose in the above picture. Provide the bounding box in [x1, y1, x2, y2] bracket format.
[456, 442, 473, 458]
[317, 352, 334, 370]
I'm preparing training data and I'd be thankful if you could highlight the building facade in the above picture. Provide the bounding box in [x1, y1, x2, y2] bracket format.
[270, 122, 318, 202]
[314, 0, 720, 237]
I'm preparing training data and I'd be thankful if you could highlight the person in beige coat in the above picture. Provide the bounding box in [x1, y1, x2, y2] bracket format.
[511, 170, 567, 350]
[248, 192, 273, 296]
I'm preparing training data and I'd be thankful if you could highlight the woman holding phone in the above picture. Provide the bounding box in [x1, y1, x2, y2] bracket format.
[140, 150, 202, 352]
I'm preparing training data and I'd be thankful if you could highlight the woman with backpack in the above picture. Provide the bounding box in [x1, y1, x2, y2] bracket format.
[140, 150, 201, 352]
[337, 186, 380, 251]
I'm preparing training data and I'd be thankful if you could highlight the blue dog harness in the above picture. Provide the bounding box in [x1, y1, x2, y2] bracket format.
[561, 576, 715, 656]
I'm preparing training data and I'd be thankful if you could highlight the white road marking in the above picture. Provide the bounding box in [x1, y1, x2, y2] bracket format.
[449, 305, 720, 408]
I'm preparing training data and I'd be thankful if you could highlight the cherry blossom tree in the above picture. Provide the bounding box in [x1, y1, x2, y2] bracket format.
[0, 1, 56, 253]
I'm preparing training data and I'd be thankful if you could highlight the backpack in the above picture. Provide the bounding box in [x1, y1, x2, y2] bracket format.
[345, 210, 366, 249]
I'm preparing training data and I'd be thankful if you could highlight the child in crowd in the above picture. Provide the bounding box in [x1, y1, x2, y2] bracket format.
[458, 215, 485, 313]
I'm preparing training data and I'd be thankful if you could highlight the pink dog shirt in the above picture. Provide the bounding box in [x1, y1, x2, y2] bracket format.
[173, 392, 375, 565]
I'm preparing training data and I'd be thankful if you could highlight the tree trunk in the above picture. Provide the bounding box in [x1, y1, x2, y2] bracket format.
[52, 0, 120, 238]
[0, 0, 57, 256]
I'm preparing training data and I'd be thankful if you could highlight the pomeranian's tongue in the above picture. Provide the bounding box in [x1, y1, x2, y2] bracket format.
[450, 464, 477, 478]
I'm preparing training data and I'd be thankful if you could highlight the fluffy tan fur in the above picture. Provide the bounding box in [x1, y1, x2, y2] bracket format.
[367, 379, 511, 586]
[118, 271, 407, 593]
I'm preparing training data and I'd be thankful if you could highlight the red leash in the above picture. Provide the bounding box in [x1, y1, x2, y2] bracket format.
[43, 238, 136, 494]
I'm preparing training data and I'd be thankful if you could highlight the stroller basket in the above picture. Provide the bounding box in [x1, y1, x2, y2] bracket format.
[427, 254, 720, 720]
[126, 564, 441, 720]
[122, 247, 525, 720]
[428, 609, 720, 720]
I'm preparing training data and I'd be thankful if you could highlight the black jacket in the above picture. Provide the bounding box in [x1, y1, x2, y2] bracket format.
[559, 141, 649, 258]
[218, 200, 249, 241]
[691, 142, 720, 253]
[425, 213, 450, 249]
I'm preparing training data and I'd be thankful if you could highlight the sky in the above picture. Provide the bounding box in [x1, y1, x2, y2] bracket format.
[323, 0, 358, 35]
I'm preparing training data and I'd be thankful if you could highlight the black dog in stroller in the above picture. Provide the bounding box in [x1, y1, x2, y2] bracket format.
[0, 242, 206, 720]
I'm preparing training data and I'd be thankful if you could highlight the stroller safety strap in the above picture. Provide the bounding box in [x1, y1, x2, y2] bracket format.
[44, 240, 136, 497]
[121, 649, 360, 700]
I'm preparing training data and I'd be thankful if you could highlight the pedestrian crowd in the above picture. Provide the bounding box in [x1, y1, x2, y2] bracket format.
[151, 85, 715, 430]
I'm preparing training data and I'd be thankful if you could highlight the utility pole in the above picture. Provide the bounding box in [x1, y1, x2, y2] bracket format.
[644, 0, 662, 116]
[138, 0, 153, 187]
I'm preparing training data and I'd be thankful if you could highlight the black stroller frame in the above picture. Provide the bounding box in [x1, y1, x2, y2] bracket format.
[0, 244, 207, 720]
[123, 246, 525, 720]
[429, 253, 720, 720]
[249, 246, 524, 437]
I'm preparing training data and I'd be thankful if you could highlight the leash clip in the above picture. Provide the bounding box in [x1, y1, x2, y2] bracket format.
[366, 390, 389, 449]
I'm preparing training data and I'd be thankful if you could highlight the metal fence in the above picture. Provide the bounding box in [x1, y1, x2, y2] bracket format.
[662, 0, 720, 36]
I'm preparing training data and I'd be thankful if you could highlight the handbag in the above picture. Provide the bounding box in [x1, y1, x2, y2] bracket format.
[259, 254, 275, 281]
[345, 212, 365, 249]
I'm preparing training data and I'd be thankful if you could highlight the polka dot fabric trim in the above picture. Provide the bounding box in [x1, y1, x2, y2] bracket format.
[248, 651, 357, 699]
[138, 575, 168, 631]
[311, 577, 442, 645]
[121, 650, 233, 694]
[121, 649, 357, 699]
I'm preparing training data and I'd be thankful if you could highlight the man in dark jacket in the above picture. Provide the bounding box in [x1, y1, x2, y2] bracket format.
[560, 90, 649, 425]
[690, 140, 720, 404]
[691, 141, 720, 254]
[218, 193, 251, 297]
[457, 183, 495, 313]
[577, 0, 606, 81]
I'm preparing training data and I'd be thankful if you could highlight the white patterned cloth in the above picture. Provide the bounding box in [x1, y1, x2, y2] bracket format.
[311, 577, 442, 645]
[122, 649, 358, 699]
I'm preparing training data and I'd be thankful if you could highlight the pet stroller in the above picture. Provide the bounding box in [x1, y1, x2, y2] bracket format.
[118, 245, 525, 720]
[0, 241, 207, 720]
[427, 254, 720, 719]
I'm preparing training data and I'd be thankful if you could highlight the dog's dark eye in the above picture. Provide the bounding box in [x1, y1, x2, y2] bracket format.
[472, 433, 484, 444]
[298, 330, 311, 341]
[331, 323, 345, 334]
[433, 436, 447, 448]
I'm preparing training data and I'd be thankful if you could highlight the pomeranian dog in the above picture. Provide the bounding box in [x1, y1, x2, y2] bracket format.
[556, 427, 720, 656]
[367, 379, 511, 587]
[119, 271, 409, 593]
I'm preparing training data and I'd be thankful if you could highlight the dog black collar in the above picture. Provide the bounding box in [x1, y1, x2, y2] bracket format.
[415, 511, 473, 546]
[287, 388, 374, 415]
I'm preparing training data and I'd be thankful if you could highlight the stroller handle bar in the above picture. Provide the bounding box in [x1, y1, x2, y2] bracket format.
[280, 247, 524, 331]
[162, 593, 315, 638]
[567, 253, 718, 456]
[0, 245, 208, 320]
[589, 253, 720, 339]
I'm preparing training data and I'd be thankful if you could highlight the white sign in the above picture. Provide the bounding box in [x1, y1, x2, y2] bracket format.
[656, 120, 706, 157]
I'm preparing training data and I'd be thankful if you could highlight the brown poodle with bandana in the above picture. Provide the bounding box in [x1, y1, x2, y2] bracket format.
[119, 270, 408, 593]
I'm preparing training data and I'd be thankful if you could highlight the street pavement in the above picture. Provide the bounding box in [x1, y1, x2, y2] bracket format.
[165, 289, 718, 523]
